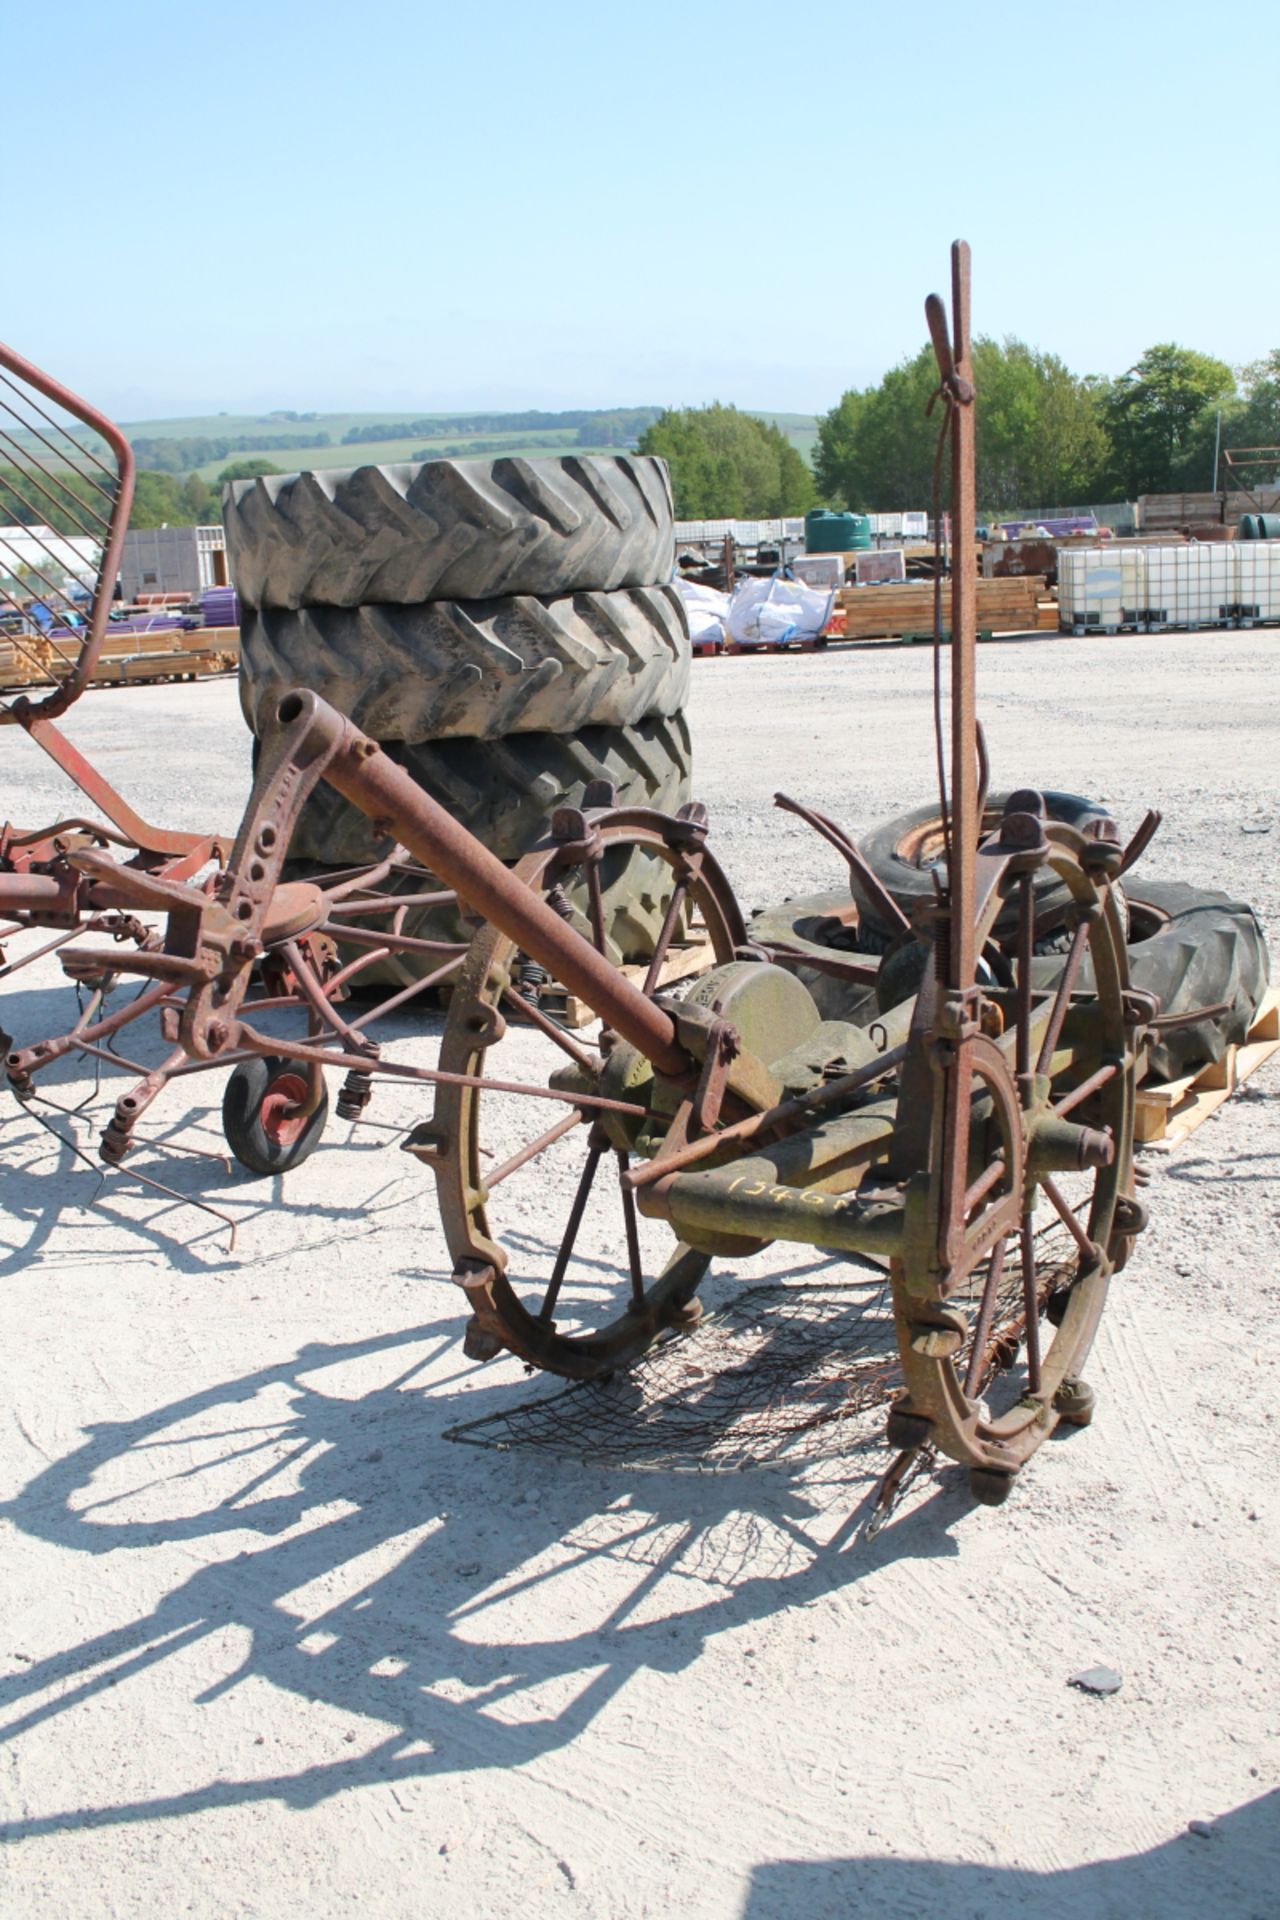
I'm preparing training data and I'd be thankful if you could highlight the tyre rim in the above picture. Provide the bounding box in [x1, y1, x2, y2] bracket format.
[259, 1071, 310, 1148]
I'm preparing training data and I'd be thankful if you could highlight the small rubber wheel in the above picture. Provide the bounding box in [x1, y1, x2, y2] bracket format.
[969, 1466, 1017, 1507]
[1053, 1377, 1096, 1427]
[222, 1055, 328, 1176]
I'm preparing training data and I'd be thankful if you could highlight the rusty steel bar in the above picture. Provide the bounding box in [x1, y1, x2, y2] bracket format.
[945, 240, 978, 993]
[291, 693, 692, 1082]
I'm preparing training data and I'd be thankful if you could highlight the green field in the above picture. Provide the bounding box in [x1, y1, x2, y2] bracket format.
[113, 408, 822, 480]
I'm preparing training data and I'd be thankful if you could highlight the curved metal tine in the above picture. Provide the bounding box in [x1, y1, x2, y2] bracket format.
[1118, 808, 1162, 877]
[925, 291, 954, 385]
[975, 721, 991, 830]
[775, 790, 911, 937]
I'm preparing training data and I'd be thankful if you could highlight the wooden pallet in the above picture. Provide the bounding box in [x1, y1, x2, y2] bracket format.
[1136, 988, 1280, 1149]
[553, 930, 718, 1029]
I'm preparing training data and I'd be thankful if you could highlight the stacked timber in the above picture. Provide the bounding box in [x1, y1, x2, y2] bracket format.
[833, 575, 1047, 643]
[0, 626, 238, 694]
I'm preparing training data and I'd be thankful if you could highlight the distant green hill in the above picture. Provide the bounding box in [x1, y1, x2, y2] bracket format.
[113, 406, 820, 480]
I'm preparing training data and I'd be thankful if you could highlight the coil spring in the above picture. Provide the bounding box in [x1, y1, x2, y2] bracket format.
[514, 957, 549, 1008]
[337, 1069, 374, 1121]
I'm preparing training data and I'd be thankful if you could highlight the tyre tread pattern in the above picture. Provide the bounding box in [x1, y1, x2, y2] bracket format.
[238, 585, 690, 741]
[224, 454, 675, 609]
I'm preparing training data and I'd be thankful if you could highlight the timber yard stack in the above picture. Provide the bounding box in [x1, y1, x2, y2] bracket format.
[0, 622, 239, 695]
[833, 573, 1053, 643]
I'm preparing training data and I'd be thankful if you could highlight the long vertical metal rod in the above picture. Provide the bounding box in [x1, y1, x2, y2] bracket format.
[947, 239, 978, 996]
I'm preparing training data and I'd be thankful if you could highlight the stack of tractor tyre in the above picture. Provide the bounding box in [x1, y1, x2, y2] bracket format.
[227, 454, 691, 981]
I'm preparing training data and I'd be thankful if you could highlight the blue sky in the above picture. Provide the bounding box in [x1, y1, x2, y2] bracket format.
[9, 0, 1276, 421]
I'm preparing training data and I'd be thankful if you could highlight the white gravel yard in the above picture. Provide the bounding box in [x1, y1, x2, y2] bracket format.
[0, 630, 1277, 1919]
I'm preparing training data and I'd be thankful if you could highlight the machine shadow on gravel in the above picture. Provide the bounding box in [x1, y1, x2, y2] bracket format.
[741, 1791, 1280, 1920]
[0, 1305, 970, 1840]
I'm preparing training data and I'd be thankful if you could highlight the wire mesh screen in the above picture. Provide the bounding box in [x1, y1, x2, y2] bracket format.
[0, 343, 134, 718]
[446, 1271, 904, 1473]
[444, 1221, 1079, 1475]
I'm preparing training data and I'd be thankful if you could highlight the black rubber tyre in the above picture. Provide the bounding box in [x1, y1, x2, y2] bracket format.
[222, 1056, 328, 1176]
[285, 714, 693, 868]
[1033, 878, 1270, 1082]
[223, 455, 675, 610]
[851, 791, 1114, 941]
[745, 888, 883, 1023]
[238, 585, 691, 743]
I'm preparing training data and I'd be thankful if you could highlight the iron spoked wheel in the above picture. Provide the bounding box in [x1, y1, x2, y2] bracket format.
[891, 820, 1141, 1501]
[222, 1054, 330, 1176]
[423, 807, 746, 1380]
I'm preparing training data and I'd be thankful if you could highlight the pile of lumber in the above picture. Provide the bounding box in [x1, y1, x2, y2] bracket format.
[0, 626, 238, 694]
[833, 575, 1049, 643]
[0, 634, 55, 690]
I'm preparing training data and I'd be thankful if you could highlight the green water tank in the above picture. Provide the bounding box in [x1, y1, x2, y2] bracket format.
[1256, 513, 1280, 540]
[1239, 513, 1260, 539]
[806, 508, 872, 552]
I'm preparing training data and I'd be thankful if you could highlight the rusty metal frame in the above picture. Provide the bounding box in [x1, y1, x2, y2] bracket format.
[1, 244, 1153, 1514]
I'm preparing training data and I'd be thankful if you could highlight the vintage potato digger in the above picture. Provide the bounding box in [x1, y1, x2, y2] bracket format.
[19, 243, 1160, 1509]
[0, 349, 478, 1178]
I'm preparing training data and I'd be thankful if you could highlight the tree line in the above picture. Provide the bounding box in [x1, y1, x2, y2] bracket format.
[342, 406, 662, 448]
[127, 431, 330, 474]
[814, 340, 1280, 515]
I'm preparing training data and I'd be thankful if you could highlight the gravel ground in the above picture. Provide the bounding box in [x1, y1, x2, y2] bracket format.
[0, 631, 1277, 1919]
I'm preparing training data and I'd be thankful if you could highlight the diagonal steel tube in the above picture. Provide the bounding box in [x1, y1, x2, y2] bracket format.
[283, 692, 692, 1082]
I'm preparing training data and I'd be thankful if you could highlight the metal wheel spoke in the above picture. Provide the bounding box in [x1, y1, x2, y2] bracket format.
[1015, 871, 1034, 1087]
[499, 983, 600, 1074]
[585, 859, 607, 955]
[641, 881, 687, 995]
[486, 1108, 586, 1191]
[1052, 1060, 1118, 1119]
[1035, 917, 1091, 1075]
[1020, 1215, 1042, 1394]
[616, 1150, 646, 1312]
[539, 1138, 606, 1323]
[964, 1235, 1009, 1397]
[1040, 1174, 1097, 1261]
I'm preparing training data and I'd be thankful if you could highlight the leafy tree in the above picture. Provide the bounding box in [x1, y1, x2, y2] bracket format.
[1099, 344, 1236, 495]
[0, 465, 111, 535]
[637, 405, 816, 518]
[216, 458, 283, 485]
[180, 473, 214, 523]
[815, 338, 1108, 515]
[129, 471, 188, 527]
